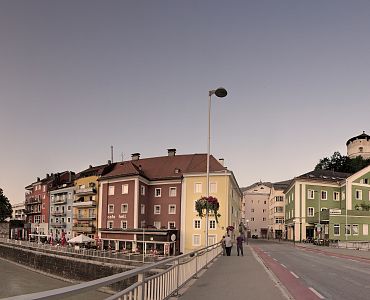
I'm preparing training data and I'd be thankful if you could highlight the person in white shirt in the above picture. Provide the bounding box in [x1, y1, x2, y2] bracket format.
[224, 234, 233, 256]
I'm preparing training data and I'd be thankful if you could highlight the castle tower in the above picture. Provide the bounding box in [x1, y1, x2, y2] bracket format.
[346, 131, 370, 159]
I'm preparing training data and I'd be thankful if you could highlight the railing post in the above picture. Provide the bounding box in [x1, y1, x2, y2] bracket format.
[174, 257, 181, 297]
[194, 252, 198, 279]
[137, 272, 145, 300]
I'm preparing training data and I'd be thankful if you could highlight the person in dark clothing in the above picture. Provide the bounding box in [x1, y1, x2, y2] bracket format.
[236, 234, 244, 256]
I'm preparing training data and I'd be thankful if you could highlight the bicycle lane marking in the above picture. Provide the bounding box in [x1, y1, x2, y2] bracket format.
[252, 246, 323, 300]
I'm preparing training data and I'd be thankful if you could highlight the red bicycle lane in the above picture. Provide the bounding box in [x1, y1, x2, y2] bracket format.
[252, 246, 322, 300]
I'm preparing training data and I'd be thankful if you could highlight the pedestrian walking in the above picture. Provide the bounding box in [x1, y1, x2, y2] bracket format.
[236, 234, 244, 256]
[221, 236, 226, 256]
[224, 234, 233, 256]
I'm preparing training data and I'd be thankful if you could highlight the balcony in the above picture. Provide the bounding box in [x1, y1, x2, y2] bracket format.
[72, 225, 96, 233]
[25, 197, 42, 205]
[52, 198, 67, 205]
[51, 211, 67, 217]
[75, 187, 97, 196]
[50, 222, 67, 228]
[73, 200, 96, 207]
[24, 209, 41, 215]
[74, 214, 96, 221]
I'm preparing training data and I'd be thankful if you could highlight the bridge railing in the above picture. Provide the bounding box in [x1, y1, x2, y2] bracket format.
[0, 238, 162, 263]
[6, 242, 222, 300]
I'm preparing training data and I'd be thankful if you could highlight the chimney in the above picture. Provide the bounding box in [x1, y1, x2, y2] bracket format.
[107, 160, 112, 165]
[46, 174, 49, 179]
[37, 177, 40, 182]
[219, 158, 225, 166]
[167, 148, 176, 156]
[89, 165, 92, 168]
[131, 153, 140, 161]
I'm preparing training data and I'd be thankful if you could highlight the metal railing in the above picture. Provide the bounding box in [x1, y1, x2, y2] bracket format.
[5, 242, 222, 300]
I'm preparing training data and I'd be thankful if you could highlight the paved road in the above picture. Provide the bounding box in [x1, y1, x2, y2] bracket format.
[253, 240, 370, 300]
[0, 258, 109, 299]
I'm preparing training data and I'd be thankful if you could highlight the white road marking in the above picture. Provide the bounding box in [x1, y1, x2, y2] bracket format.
[290, 271, 299, 278]
[309, 287, 325, 299]
[273, 258, 278, 261]
[280, 263, 287, 268]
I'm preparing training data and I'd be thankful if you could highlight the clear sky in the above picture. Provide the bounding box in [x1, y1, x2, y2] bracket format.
[1, 0, 370, 204]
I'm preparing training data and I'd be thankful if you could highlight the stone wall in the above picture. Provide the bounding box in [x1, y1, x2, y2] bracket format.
[0, 243, 136, 290]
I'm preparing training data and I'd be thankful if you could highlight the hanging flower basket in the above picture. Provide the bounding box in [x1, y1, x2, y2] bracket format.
[227, 225, 234, 232]
[195, 196, 221, 223]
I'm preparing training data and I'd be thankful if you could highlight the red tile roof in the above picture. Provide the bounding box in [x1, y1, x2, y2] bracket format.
[100, 154, 226, 181]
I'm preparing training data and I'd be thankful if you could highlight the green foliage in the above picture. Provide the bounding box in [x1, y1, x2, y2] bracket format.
[0, 188, 12, 221]
[314, 151, 370, 173]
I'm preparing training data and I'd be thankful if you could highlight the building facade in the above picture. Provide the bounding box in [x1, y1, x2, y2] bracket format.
[181, 159, 242, 253]
[268, 181, 291, 239]
[242, 182, 271, 238]
[347, 131, 370, 159]
[285, 167, 370, 242]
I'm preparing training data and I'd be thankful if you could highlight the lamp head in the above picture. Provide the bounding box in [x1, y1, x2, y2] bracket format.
[209, 87, 228, 98]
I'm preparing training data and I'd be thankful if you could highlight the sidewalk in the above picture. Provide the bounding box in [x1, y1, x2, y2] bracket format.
[174, 245, 290, 300]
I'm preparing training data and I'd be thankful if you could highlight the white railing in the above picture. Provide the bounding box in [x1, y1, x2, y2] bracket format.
[5, 243, 222, 300]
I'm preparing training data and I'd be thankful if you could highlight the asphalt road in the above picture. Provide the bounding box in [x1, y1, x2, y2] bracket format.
[0, 258, 109, 299]
[252, 240, 370, 300]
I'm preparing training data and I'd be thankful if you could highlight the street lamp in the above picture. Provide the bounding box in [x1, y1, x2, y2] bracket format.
[206, 87, 228, 247]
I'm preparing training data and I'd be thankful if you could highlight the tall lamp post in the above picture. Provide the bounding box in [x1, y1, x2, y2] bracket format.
[206, 87, 228, 247]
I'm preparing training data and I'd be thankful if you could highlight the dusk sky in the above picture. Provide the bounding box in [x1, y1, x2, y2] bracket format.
[2, 0, 370, 204]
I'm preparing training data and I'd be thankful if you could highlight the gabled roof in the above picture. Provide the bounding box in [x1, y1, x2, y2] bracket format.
[241, 181, 272, 193]
[75, 164, 115, 179]
[99, 154, 226, 181]
[272, 179, 293, 190]
[296, 169, 352, 182]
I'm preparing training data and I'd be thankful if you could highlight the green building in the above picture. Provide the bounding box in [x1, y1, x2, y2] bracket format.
[285, 166, 370, 242]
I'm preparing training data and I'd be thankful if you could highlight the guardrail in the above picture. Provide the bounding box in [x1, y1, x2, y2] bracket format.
[0, 238, 163, 263]
[6, 242, 222, 300]
[337, 241, 370, 251]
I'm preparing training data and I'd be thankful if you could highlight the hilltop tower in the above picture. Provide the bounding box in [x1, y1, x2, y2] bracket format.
[346, 131, 370, 159]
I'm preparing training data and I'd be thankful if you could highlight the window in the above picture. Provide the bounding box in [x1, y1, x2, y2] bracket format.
[168, 204, 176, 214]
[108, 204, 114, 214]
[195, 183, 202, 193]
[107, 221, 113, 229]
[356, 190, 362, 200]
[365, 178, 369, 184]
[154, 205, 161, 214]
[262, 209, 266, 213]
[121, 221, 127, 229]
[209, 220, 216, 229]
[194, 219, 201, 229]
[276, 196, 284, 202]
[352, 224, 359, 235]
[345, 224, 351, 235]
[155, 188, 161, 197]
[262, 217, 266, 221]
[141, 204, 145, 214]
[333, 192, 340, 201]
[121, 184, 129, 194]
[363, 224, 368, 236]
[141, 185, 145, 195]
[251, 217, 255, 221]
[140, 220, 146, 228]
[275, 207, 283, 213]
[359, 147, 364, 152]
[192, 234, 201, 246]
[251, 208, 254, 213]
[307, 207, 314, 217]
[168, 222, 176, 229]
[121, 204, 128, 213]
[307, 190, 315, 199]
[67, 205, 71, 211]
[108, 186, 115, 196]
[321, 191, 327, 200]
[169, 187, 177, 197]
[341, 191, 346, 200]
[43, 185, 46, 192]
[154, 221, 161, 229]
[333, 224, 340, 236]
[210, 182, 217, 193]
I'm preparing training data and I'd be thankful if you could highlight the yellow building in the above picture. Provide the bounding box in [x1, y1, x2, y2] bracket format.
[72, 164, 113, 239]
[180, 158, 242, 253]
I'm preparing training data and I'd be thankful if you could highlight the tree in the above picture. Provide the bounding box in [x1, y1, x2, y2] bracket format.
[0, 188, 12, 221]
[315, 151, 370, 173]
